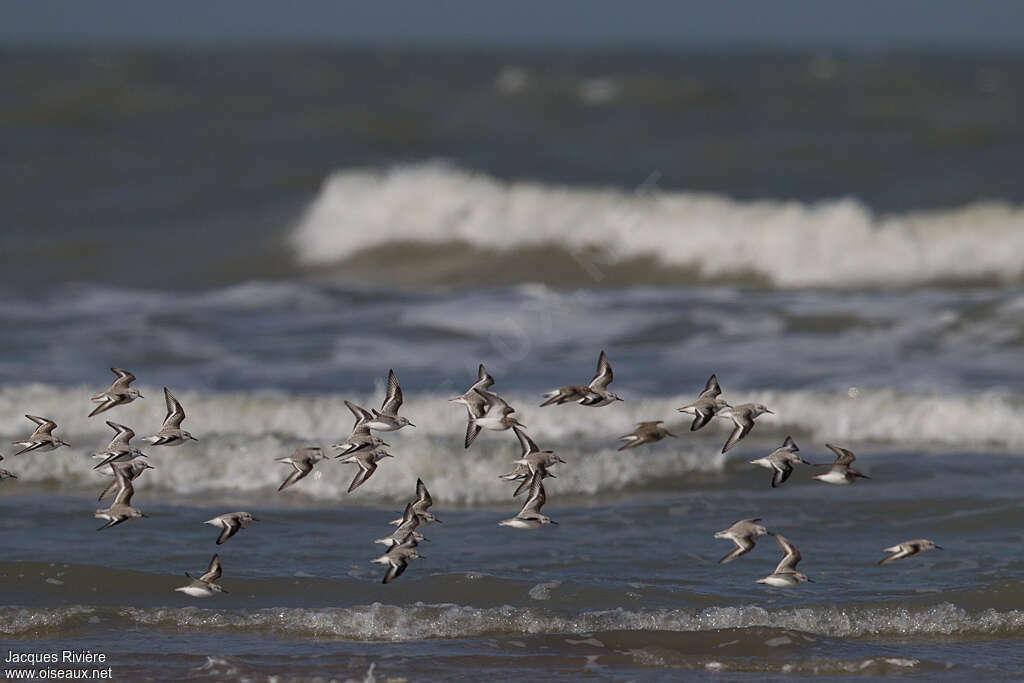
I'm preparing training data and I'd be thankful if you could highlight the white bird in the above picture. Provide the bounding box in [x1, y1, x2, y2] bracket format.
[89, 367, 143, 417]
[756, 534, 813, 587]
[749, 436, 809, 488]
[175, 554, 228, 597]
[618, 421, 677, 450]
[365, 370, 415, 432]
[94, 468, 146, 530]
[339, 447, 392, 493]
[276, 447, 327, 492]
[204, 511, 259, 545]
[142, 387, 197, 446]
[332, 400, 388, 456]
[713, 518, 769, 564]
[540, 350, 622, 407]
[468, 389, 524, 445]
[97, 460, 154, 502]
[371, 533, 423, 584]
[715, 403, 773, 454]
[450, 364, 495, 448]
[12, 415, 70, 455]
[499, 472, 557, 529]
[92, 421, 148, 470]
[677, 374, 730, 431]
[879, 539, 943, 565]
[812, 444, 871, 486]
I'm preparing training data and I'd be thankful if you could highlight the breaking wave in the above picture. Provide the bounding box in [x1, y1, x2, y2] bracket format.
[291, 164, 1024, 288]
[1, 384, 1022, 502]
[2, 602, 1021, 641]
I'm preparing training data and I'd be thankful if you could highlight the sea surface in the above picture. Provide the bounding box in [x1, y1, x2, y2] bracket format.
[1, 48, 1024, 680]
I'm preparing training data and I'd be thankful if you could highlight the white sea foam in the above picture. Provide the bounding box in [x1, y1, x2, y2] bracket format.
[291, 163, 1024, 288]
[2, 602, 1020, 640]
[2, 384, 1022, 501]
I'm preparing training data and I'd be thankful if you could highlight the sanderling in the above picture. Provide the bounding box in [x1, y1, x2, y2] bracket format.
[97, 461, 154, 502]
[812, 444, 871, 485]
[716, 403, 773, 454]
[879, 539, 943, 565]
[92, 421, 148, 470]
[276, 446, 327, 492]
[12, 415, 70, 455]
[175, 554, 228, 597]
[389, 478, 441, 525]
[468, 389, 524, 445]
[618, 421, 677, 450]
[749, 436, 810, 488]
[339, 447, 393, 493]
[499, 471, 557, 529]
[713, 518, 769, 564]
[372, 532, 423, 584]
[142, 387, 197, 446]
[0, 469, 16, 482]
[332, 400, 388, 456]
[366, 370, 415, 432]
[378, 502, 424, 547]
[94, 467, 146, 530]
[89, 367, 143, 417]
[677, 374, 731, 431]
[450, 364, 496, 448]
[756, 533, 813, 587]
[540, 350, 622, 407]
[204, 511, 259, 545]
[499, 425, 564, 496]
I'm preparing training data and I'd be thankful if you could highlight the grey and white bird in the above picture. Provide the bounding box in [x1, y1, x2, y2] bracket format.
[94, 467, 146, 530]
[89, 367, 143, 417]
[715, 403, 773, 454]
[450, 364, 495, 448]
[365, 370, 415, 432]
[713, 518, 769, 564]
[175, 554, 228, 597]
[203, 511, 259, 545]
[756, 533, 813, 587]
[391, 478, 441, 525]
[749, 436, 809, 488]
[276, 447, 327, 492]
[92, 421, 148, 470]
[468, 389, 524, 445]
[879, 539, 943, 565]
[142, 387, 197, 446]
[377, 502, 424, 547]
[812, 444, 871, 486]
[677, 374, 731, 431]
[12, 415, 70, 455]
[499, 472, 557, 529]
[618, 421, 677, 450]
[339, 447, 393, 493]
[372, 533, 423, 584]
[499, 425, 565, 496]
[97, 460, 154, 502]
[332, 400, 388, 456]
[540, 350, 622, 407]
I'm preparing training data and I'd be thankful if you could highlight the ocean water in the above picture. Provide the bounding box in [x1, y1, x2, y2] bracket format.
[2, 48, 1024, 680]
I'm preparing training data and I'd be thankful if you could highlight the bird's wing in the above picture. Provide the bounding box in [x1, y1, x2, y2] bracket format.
[381, 370, 404, 415]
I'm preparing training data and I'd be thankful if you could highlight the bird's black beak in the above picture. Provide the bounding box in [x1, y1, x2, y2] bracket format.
[935, 545, 944, 550]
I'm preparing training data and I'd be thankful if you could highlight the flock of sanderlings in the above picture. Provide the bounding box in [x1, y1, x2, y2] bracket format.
[1, 354, 941, 591]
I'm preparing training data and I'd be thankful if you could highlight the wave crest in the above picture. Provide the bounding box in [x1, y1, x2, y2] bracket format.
[291, 164, 1024, 288]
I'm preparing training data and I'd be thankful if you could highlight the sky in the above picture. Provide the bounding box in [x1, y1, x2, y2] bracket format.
[2, 0, 1023, 50]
